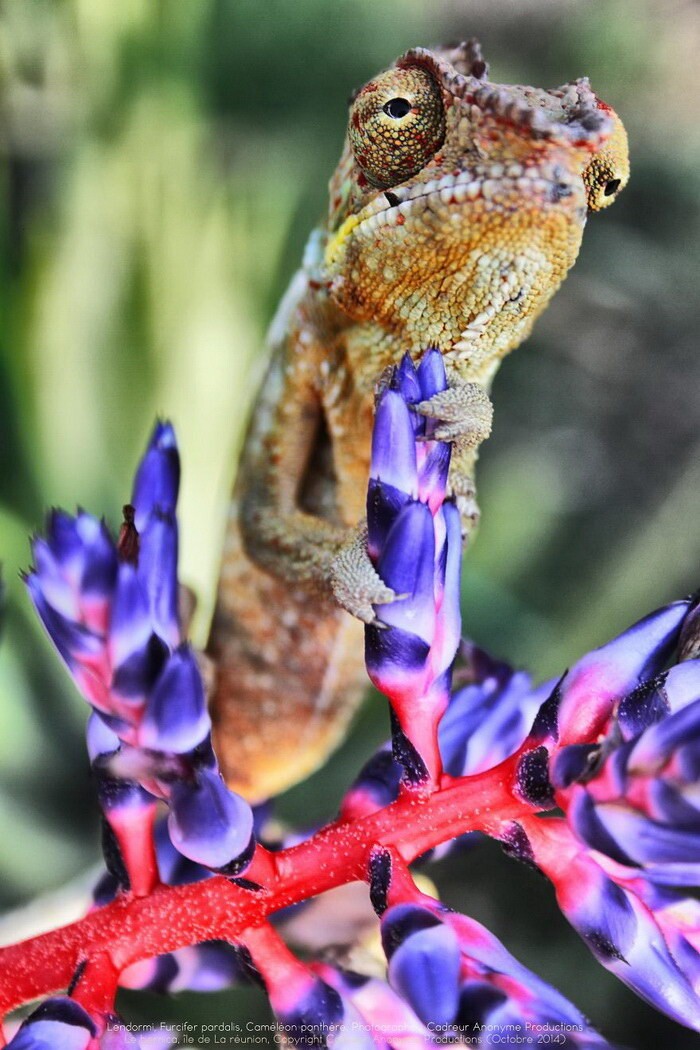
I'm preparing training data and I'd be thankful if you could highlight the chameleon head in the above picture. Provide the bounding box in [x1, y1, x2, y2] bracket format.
[322, 41, 629, 381]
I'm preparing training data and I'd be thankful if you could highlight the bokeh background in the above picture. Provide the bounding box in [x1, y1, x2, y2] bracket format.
[1, 0, 699, 1046]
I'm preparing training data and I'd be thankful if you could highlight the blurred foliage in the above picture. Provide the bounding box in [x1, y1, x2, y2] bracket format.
[0, 0, 699, 1046]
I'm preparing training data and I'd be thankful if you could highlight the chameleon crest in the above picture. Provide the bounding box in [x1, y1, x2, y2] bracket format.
[207, 41, 629, 802]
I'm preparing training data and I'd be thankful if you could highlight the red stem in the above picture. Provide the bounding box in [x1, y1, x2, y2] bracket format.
[107, 802, 160, 898]
[70, 952, 120, 1018]
[0, 754, 530, 1018]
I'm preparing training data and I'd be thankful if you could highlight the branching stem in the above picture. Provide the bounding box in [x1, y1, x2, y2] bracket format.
[0, 751, 531, 1018]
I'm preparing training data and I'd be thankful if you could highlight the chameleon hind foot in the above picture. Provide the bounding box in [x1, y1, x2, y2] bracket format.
[330, 522, 397, 625]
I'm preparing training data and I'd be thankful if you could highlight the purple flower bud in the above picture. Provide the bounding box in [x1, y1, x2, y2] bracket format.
[558, 685, 700, 886]
[138, 646, 209, 753]
[390, 353, 422, 406]
[377, 893, 614, 1045]
[415, 348, 446, 402]
[32, 512, 116, 630]
[268, 973, 345, 1050]
[120, 943, 247, 995]
[316, 965, 441, 1048]
[27, 572, 104, 673]
[519, 818, 700, 1030]
[440, 663, 551, 777]
[136, 510, 179, 648]
[375, 501, 436, 641]
[385, 909, 462, 1026]
[86, 712, 121, 761]
[614, 660, 700, 746]
[131, 421, 180, 530]
[168, 769, 254, 873]
[5, 997, 96, 1050]
[340, 745, 403, 819]
[549, 600, 691, 746]
[370, 390, 418, 498]
[108, 564, 160, 689]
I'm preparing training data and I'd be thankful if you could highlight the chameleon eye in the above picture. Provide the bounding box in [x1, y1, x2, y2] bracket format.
[582, 110, 630, 211]
[348, 66, 445, 189]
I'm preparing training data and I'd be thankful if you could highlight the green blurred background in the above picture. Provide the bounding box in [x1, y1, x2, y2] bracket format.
[0, 0, 698, 1046]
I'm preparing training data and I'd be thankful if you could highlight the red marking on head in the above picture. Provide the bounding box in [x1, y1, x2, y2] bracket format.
[595, 96, 613, 112]
[351, 111, 362, 130]
[357, 171, 368, 188]
[360, 83, 378, 95]
[396, 213, 405, 226]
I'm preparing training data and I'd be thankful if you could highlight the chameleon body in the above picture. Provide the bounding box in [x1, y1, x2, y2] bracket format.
[207, 42, 629, 802]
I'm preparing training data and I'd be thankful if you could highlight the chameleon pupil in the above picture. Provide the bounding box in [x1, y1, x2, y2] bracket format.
[384, 97, 412, 119]
[604, 178, 621, 196]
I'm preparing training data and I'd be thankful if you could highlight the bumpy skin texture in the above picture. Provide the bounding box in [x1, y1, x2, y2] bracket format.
[207, 41, 629, 802]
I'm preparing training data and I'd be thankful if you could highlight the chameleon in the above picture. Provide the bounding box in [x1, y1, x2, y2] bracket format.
[206, 40, 629, 803]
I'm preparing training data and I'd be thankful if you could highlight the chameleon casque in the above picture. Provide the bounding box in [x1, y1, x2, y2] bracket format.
[207, 40, 629, 803]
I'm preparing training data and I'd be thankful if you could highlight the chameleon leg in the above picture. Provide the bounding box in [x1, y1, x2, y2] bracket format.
[415, 376, 493, 543]
[206, 339, 388, 801]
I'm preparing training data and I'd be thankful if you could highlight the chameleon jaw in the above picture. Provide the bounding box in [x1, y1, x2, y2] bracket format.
[323, 159, 582, 271]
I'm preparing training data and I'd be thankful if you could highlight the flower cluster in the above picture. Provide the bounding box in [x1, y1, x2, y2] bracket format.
[341, 643, 550, 823]
[364, 351, 462, 786]
[506, 600, 700, 1029]
[368, 849, 614, 1048]
[26, 423, 254, 885]
[3, 350, 700, 1048]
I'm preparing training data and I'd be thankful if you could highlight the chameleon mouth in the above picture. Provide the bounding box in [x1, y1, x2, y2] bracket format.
[324, 162, 565, 268]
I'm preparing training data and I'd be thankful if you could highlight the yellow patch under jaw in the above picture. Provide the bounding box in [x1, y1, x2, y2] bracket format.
[324, 213, 361, 267]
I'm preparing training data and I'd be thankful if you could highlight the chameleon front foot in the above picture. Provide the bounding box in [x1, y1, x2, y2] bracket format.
[448, 471, 481, 541]
[415, 378, 493, 450]
[330, 523, 397, 625]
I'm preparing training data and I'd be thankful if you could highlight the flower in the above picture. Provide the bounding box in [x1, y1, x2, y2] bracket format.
[341, 643, 551, 825]
[5, 998, 96, 1050]
[439, 642, 554, 778]
[314, 964, 441, 1049]
[4, 998, 175, 1050]
[26, 422, 254, 875]
[553, 660, 700, 885]
[514, 817, 700, 1031]
[369, 850, 614, 1048]
[530, 599, 691, 749]
[365, 350, 462, 785]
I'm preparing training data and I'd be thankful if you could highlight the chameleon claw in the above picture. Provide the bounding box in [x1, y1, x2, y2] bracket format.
[448, 471, 481, 541]
[330, 523, 398, 624]
[178, 583, 198, 636]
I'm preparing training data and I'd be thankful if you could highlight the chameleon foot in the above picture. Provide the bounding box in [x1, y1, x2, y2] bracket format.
[330, 523, 397, 625]
[448, 471, 481, 541]
[415, 378, 493, 450]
